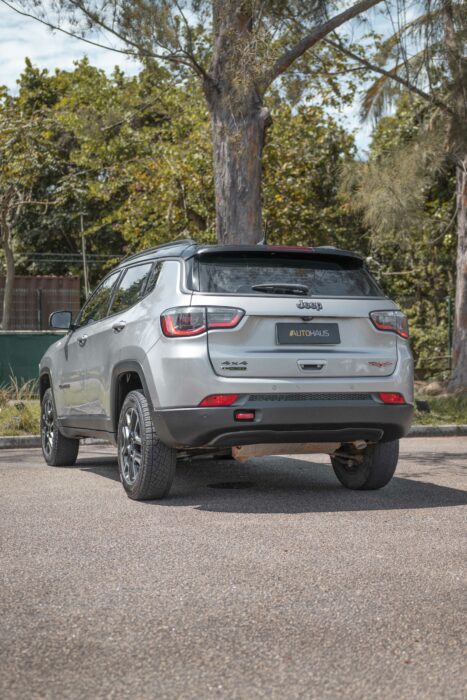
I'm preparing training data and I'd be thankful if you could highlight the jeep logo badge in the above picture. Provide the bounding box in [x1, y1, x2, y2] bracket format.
[296, 300, 323, 311]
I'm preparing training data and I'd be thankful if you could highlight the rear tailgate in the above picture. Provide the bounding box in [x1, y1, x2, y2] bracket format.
[194, 294, 398, 379]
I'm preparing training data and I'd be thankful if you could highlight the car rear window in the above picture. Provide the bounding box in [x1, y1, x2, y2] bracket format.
[194, 254, 384, 297]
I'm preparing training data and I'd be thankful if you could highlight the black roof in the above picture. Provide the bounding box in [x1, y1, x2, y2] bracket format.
[116, 240, 363, 268]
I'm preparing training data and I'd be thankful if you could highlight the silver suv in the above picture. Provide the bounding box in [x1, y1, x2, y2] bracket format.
[40, 240, 413, 499]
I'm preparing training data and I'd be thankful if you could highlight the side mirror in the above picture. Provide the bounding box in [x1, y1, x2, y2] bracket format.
[49, 310, 73, 330]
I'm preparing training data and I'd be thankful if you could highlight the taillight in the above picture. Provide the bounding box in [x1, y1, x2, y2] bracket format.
[161, 307, 206, 337]
[199, 394, 240, 407]
[161, 306, 244, 337]
[370, 311, 409, 339]
[378, 392, 406, 404]
[207, 307, 244, 329]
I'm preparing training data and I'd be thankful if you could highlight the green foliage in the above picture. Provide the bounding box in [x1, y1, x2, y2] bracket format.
[414, 393, 467, 425]
[343, 96, 457, 378]
[3, 58, 365, 278]
[263, 103, 365, 249]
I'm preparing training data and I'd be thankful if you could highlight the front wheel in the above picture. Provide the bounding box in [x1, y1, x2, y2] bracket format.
[331, 439, 399, 490]
[117, 390, 176, 500]
[41, 388, 79, 466]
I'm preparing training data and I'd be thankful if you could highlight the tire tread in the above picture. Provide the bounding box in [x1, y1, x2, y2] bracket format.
[331, 439, 399, 490]
[118, 390, 176, 500]
[41, 388, 79, 467]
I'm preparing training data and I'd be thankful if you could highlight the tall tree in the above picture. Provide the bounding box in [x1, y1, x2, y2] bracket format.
[9, 0, 383, 244]
[0, 88, 58, 328]
[333, 0, 466, 391]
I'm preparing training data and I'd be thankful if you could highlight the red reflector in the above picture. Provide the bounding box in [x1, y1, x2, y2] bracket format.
[199, 394, 240, 407]
[378, 392, 405, 404]
[234, 410, 255, 421]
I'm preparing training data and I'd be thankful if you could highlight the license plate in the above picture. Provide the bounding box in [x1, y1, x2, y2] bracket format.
[276, 323, 340, 345]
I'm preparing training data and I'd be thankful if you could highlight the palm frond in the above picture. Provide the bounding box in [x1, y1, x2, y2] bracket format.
[374, 10, 442, 65]
[360, 50, 429, 121]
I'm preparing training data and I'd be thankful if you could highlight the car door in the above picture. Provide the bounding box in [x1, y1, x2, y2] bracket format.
[82, 262, 154, 423]
[53, 329, 88, 420]
[62, 270, 121, 428]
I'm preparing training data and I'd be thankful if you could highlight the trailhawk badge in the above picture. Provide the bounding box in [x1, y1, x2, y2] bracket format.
[296, 300, 323, 311]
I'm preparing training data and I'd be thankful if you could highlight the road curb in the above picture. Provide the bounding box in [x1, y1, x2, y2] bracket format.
[407, 425, 467, 437]
[0, 436, 110, 449]
[1, 427, 466, 449]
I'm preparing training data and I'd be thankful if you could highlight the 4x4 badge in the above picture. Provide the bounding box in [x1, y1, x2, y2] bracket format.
[297, 300, 323, 311]
[221, 361, 248, 371]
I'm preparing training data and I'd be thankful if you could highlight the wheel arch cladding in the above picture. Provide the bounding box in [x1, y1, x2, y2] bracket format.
[111, 362, 151, 434]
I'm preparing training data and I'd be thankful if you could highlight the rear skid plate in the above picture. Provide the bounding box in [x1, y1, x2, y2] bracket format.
[232, 442, 366, 462]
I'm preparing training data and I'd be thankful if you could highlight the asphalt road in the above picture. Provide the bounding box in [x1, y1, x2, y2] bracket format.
[1, 437, 466, 700]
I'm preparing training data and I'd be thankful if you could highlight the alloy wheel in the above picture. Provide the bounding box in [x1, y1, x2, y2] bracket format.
[120, 407, 142, 485]
[41, 396, 54, 457]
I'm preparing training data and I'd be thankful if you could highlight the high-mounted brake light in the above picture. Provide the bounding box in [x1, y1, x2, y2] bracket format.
[199, 394, 240, 407]
[161, 307, 244, 337]
[266, 245, 314, 252]
[370, 311, 409, 339]
[378, 392, 406, 405]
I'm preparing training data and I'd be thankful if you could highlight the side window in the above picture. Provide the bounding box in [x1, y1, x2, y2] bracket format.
[109, 263, 152, 315]
[145, 261, 163, 296]
[79, 271, 120, 326]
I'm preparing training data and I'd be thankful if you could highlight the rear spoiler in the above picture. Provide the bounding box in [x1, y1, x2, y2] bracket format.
[182, 244, 364, 268]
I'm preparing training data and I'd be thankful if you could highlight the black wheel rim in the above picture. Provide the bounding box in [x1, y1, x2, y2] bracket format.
[41, 396, 54, 458]
[120, 407, 142, 486]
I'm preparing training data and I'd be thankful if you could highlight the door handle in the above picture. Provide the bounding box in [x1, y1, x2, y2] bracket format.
[77, 334, 88, 347]
[298, 361, 326, 371]
[112, 321, 126, 333]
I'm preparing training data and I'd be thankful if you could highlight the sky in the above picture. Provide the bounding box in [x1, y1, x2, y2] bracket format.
[0, 2, 374, 153]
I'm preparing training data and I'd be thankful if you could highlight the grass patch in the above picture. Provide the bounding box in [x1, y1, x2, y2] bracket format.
[0, 377, 40, 435]
[0, 401, 40, 436]
[0, 377, 38, 403]
[414, 393, 467, 425]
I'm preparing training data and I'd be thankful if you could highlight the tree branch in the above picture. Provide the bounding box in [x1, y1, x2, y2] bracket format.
[264, 0, 384, 87]
[1, 0, 195, 71]
[66, 0, 203, 75]
[325, 37, 455, 116]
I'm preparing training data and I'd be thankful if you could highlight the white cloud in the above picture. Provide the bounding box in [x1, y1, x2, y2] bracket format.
[0, 4, 140, 91]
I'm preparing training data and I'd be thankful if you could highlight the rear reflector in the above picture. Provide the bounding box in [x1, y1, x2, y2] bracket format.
[378, 392, 405, 404]
[199, 394, 240, 407]
[234, 410, 256, 421]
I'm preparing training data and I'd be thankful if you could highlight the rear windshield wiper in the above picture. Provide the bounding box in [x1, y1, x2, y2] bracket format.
[251, 283, 309, 295]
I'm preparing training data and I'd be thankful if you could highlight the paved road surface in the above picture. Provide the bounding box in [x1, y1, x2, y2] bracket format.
[1, 438, 466, 699]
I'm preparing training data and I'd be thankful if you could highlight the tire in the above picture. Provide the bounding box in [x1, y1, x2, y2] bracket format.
[117, 390, 176, 500]
[41, 388, 79, 466]
[331, 439, 399, 490]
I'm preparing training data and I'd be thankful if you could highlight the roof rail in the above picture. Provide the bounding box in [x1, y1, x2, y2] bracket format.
[120, 239, 195, 264]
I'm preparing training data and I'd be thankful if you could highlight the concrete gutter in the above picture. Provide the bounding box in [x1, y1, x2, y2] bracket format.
[1, 426, 467, 449]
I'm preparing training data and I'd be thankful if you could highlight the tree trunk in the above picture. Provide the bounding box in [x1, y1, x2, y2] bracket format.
[1, 217, 15, 331]
[210, 104, 269, 244]
[448, 158, 467, 392]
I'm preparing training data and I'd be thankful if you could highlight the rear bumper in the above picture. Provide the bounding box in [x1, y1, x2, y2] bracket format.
[152, 400, 413, 449]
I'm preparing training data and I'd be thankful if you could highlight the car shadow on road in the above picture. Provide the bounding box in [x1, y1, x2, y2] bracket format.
[78, 452, 467, 514]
